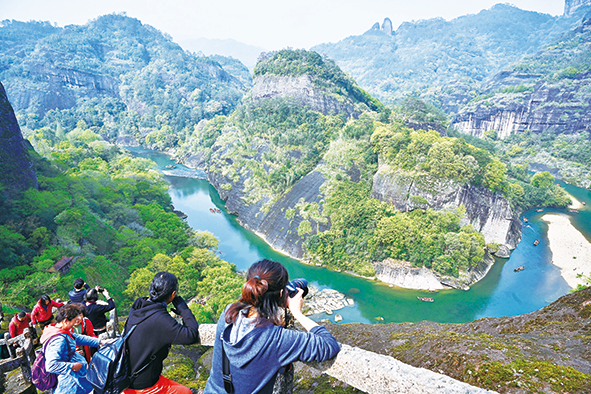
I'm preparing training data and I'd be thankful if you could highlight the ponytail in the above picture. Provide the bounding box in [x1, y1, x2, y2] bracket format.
[225, 259, 289, 326]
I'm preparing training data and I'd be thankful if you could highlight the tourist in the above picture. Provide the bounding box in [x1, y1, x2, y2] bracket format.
[204, 259, 340, 394]
[68, 278, 90, 304]
[31, 295, 64, 329]
[71, 304, 96, 363]
[84, 287, 115, 336]
[8, 311, 32, 338]
[41, 303, 101, 394]
[122, 271, 199, 394]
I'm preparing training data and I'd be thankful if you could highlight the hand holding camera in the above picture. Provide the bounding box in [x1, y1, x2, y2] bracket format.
[286, 278, 308, 316]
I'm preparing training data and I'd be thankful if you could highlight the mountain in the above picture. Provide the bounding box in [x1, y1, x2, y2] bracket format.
[177, 37, 264, 71]
[174, 49, 552, 287]
[0, 81, 38, 196]
[0, 15, 247, 148]
[451, 14, 591, 187]
[311, 4, 589, 111]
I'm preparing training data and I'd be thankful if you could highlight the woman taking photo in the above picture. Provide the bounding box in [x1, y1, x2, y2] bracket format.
[204, 259, 340, 394]
[40, 303, 101, 394]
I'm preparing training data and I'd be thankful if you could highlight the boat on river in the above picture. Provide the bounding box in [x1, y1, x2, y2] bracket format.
[535, 208, 544, 212]
[568, 209, 579, 213]
[417, 296, 434, 302]
[514, 266, 525, 272]
[165, 164, 176, 169]
[523, 217, 528, 223]
[533, 240, 539, 246]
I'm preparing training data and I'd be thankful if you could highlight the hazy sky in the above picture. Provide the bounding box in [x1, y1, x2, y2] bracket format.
[0, 0, 565, 50]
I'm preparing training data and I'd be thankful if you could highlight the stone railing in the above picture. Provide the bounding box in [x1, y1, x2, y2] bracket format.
[0, 328, 37, 391]
[198, 324, 498, 394]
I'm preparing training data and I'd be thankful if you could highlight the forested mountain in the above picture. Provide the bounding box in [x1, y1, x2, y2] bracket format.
[451, 13, 591, 187]
[312, 4, 590, 112]
[0, 15, 248, 149]
[176, 49, 568, 285]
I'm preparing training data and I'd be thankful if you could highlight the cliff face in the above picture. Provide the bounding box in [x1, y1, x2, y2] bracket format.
[452, 17, 591, 140]
[248, 75, 357, 118]
[565, 0, 591, 15]
[0, 82, 38, 195]
[452, 73, 591, 139]
[371, 163, 521, 249]
[8, 62, 120, 116]
[207, 137, 330, 259]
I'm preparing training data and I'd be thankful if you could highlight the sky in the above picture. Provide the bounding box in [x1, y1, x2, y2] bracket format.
[0, 0, 566, 50]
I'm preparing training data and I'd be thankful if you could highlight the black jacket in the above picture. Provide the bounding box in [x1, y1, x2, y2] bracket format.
[124, 296, 199, 389]
[86, 298, 116, 329]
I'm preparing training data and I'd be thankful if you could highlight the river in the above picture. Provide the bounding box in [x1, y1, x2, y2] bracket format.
[127, 147, 591, 325]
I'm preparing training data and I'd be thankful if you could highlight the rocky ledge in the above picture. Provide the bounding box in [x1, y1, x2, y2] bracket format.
[373, 252, 495, 291]
[303, 287, 355, 315]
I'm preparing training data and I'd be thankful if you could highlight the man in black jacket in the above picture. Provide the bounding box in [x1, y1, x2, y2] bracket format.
[123, 271, 199, 394]
[68, 278, 90, 303]
[85, 287, 116, 336]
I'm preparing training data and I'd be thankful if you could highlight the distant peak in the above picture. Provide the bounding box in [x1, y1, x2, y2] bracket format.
[564, 0, 591, 16]
[370, 18, 394, 35]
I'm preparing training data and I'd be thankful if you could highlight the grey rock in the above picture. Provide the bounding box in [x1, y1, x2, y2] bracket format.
[248, 75, 358, 118]
[494, 244, 511, 258]
[0, 82, 38, 195]
[371, 164, 520, 249]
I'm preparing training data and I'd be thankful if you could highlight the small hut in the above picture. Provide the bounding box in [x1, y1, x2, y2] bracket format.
[47, 256, 80, 275]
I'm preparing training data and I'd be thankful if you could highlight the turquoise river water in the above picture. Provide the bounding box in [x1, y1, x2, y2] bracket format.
[128, 147, 591, 325]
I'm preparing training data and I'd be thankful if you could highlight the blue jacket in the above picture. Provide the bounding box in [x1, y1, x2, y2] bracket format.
[204, 308, 340, 394]
[44, 332, 100, 394]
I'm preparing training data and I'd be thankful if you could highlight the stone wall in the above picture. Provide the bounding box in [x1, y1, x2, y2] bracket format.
[198, 324, 497, 394]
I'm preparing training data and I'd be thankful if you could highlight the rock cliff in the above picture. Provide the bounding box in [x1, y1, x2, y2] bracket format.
[373, 245, 496, 290]
[0, 82, 38, 195]
[208, 144, 330, 259]
[452, 16, 591, 140]
[248, 74, 357, 118]
[371, 163, 521, 249]
[565, 0, 591, 16]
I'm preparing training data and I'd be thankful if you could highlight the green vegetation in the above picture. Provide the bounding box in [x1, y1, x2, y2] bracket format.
[311, 4, 584, 107]
[0, 15, 246, 154]
[254, 49, 383, 112]
[0, 120, 243, 313]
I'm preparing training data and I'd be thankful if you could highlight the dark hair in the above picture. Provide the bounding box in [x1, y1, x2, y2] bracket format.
[225, 259, 289, 326]
[55, 303, 84, 323]
[74, 278, 85, 290]
[17, 311, 26, 319]
[85, 288, 99, 303]
[149, 272, 178, 303]
[40, 294, 51, 304]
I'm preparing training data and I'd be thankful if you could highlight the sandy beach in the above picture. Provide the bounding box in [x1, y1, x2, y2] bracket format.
[566, 192, 583, 209]
[541, 213, 591, 289]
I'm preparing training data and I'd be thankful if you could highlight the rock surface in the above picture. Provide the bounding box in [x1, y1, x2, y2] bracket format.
[303, 287, 354, 315]
[248, 75, 357, 118]
[0, 82, 38, 195]
[371, 164, 521, 249]
[326, 286, 591, 393]
[374, 252, 495, 291]
[373, 259, 447, 290]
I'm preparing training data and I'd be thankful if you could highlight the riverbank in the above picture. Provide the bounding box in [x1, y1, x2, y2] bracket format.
[541, 213, 591, 289]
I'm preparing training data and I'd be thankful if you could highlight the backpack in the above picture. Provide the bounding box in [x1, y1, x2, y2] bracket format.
[31, 334, 73, 391]
[86, 325, 137, 394]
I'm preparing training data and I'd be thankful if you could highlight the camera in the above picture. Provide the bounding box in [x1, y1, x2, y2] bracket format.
[97, 287, 105, 293]
[286, 278, 308, 298]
